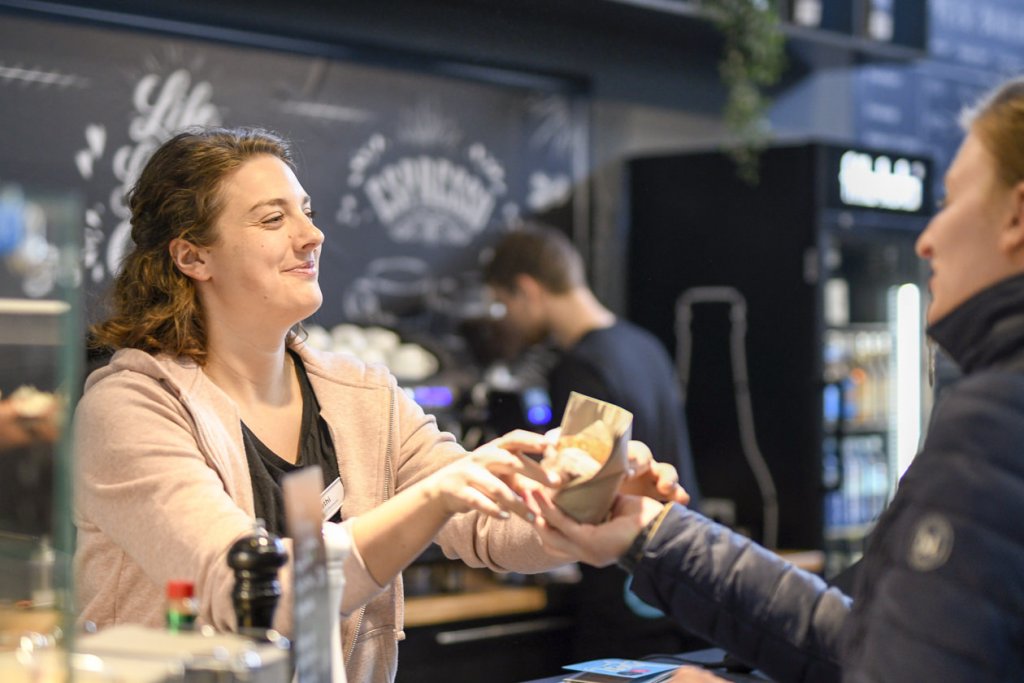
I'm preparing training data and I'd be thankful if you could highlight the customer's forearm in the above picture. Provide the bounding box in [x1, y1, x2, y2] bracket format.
[630, 507, 849, 683]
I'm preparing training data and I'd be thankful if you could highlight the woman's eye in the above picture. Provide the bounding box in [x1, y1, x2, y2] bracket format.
[305, 209, 317, 221]
[261, 214, 284, 225]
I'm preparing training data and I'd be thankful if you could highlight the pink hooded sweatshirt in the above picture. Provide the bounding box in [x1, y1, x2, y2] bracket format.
[73, 342, 560, 683]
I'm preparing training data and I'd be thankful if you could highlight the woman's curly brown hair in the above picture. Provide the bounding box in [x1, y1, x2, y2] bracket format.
[89, 127, 293, 365]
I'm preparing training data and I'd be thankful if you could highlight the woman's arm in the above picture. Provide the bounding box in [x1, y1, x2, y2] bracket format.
[350, 430, 555, 586]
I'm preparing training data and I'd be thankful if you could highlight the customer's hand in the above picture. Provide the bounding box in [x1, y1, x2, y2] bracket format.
[621, 439, 691, 505]
[543, 429, 690, 505]
[426, 429, 557, 522]
[0, 396, 61, 452]
[668, 666, 732, 682]
[527, 490, 665, 567]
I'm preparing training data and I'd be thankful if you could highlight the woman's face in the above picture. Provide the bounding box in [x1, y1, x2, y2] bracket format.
[916, 130, 1019, 324]
[198, 154, 324, 331]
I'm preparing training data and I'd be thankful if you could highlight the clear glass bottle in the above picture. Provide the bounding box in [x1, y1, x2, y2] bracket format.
[29, 535, 56, 608]
[165, 579, 197, 633]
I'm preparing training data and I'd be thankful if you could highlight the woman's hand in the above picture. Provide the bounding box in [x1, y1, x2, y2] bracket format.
[621, 440, 691, 505]
[425, 429, 557, 522]
[526, 490, 665, 567]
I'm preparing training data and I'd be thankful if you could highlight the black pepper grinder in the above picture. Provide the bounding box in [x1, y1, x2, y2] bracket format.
[227, 521, 288, 632]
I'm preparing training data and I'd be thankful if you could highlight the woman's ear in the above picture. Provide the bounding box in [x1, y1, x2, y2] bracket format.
[169, 238, 211, 281]
[1002, 181, 1024, 254]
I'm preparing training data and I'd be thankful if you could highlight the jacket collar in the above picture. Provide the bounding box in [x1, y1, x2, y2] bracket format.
[928, 272, 1024, 374]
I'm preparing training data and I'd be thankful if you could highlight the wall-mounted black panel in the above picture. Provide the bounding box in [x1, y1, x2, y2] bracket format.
[627, 145, 820, 550]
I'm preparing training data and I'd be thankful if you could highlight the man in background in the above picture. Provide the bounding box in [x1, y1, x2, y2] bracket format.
[483, 222, 702, 660]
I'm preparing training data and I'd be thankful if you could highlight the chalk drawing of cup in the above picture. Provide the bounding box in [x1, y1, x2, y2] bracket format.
[343, 256, 434, 326]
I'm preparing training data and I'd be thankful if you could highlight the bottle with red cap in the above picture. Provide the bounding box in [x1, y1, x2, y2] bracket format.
[165, 579, 198, 633]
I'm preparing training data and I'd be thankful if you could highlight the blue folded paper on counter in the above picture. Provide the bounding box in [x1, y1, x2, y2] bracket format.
[563, 659, 678, 679]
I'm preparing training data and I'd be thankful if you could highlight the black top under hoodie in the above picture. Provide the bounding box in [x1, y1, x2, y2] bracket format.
[241, 351, 341, 538]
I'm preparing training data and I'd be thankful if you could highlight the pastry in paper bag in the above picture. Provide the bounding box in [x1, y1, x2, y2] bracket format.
[542, 392, 633, 524]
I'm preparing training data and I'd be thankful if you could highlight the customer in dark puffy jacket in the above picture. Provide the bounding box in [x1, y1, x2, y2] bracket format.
[526, 75, 1024, 683]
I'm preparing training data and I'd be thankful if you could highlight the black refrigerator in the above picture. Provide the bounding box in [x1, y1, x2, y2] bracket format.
[626, 142, 933, 575]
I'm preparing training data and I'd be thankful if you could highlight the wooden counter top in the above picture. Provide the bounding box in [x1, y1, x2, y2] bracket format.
[404, 582, 547, 627]
[775, 549, 826, 574]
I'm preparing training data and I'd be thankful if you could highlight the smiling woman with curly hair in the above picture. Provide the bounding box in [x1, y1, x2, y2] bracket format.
[75, 126, 687, 683]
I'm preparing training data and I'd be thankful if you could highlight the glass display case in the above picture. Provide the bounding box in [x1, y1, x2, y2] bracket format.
[0, 180, 82, 672]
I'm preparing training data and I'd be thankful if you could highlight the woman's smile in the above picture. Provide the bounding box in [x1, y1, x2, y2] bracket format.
[284, 259, 318, 277]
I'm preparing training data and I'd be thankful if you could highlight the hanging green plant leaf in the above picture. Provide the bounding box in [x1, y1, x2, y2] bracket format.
[699, 0, 787, 184]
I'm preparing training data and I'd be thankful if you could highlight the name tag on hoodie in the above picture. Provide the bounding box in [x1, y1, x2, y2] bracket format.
[321, 477, 344, 523]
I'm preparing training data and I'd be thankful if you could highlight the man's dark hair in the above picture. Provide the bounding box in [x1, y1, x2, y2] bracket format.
[483, 223, 585, 294]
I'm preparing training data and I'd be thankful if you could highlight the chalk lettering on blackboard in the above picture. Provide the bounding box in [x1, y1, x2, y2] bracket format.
[0, 63, 89, 89]
[467, 143, 507, 194]
[336, 101, 511, 246]
[280, 100, 371, 124]
[348, 134, 388, 187]
[397, 100, 461, 148]
[527, 94, 576, 157]
[74, 125, 107, 181]
[78, 61, 222, 283]
[527, 171, 571, 212]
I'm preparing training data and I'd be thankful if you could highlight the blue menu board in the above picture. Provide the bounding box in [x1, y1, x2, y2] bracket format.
[854, 0, 1024, 200]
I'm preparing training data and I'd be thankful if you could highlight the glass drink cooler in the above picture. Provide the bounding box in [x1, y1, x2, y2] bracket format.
[627, 142, 933, 575]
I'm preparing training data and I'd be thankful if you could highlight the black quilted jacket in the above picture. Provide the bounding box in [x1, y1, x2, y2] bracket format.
[629, 273, 1024, 682]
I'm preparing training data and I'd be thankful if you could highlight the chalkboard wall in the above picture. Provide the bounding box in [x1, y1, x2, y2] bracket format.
[0, 12, 585, 336]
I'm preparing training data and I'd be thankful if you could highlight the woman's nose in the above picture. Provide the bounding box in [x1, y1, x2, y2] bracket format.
[914, 223, 932, 259]
[298, 219, 325, 251]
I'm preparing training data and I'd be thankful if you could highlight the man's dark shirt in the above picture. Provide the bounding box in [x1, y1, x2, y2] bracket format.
[547, 320, 703, 660]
